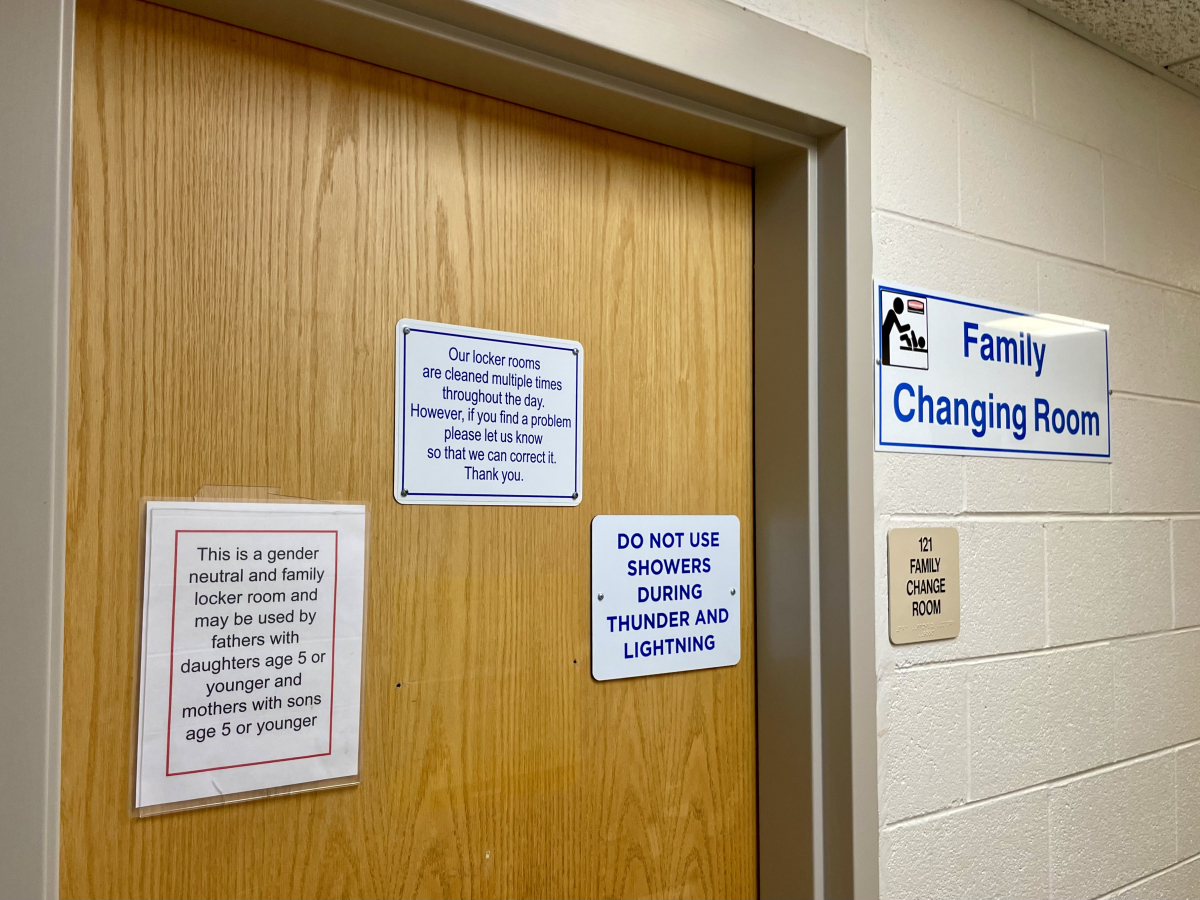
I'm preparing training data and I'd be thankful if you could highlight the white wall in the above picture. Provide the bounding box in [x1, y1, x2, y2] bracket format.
[733, 0, 1200, 896]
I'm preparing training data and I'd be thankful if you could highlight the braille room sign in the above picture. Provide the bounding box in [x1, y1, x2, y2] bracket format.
[888, 527, 960, 645]
[874, 282, 1110, 461]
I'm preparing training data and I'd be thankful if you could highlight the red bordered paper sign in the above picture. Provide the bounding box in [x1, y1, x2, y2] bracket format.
[135, 501, 367, 813]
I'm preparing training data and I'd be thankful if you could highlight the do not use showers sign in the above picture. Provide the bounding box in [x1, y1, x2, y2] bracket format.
[874, 282, 1110, 462]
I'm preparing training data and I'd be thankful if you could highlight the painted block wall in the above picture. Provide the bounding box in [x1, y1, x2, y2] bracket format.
[464, 0, 1194, 894]
[735, 0, 1199, 896]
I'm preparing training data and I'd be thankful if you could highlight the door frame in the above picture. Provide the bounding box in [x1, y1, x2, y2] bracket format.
[0, 0, 874, 896]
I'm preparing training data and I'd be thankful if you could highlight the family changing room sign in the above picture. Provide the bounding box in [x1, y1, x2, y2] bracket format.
[874, 282, 1110, 461]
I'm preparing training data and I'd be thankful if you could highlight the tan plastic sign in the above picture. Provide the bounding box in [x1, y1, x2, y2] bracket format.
[888, 527, 959, 644]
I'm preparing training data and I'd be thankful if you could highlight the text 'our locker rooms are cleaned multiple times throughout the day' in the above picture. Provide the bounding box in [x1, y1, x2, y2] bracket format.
[394, 320, 583, 506]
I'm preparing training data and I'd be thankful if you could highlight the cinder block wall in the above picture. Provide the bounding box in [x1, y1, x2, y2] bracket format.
[736, 0, 1199, 896]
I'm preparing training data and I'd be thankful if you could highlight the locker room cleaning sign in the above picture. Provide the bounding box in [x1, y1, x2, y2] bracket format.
[591, 515, 741, 681]
[875, 282, 1110, 461]
[395, 319, 583, 505]
[135, 502, 367, 810]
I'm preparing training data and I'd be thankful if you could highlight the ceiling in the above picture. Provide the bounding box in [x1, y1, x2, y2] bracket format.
[1030, 0, 1200, 88]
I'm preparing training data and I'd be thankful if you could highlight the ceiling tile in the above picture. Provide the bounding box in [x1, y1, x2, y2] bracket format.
[1038, 0, 1200, 85]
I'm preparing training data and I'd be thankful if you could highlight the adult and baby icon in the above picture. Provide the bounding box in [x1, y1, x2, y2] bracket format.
[881, 295, 927, 366]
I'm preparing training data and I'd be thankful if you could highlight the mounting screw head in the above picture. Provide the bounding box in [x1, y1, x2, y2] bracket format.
[400, 488, 408, 497]
[403, 326, 411, 335]
[572, 492, 579, 499]
[597, 593, 604, 601]
[875, 358, 881, 365]
[572, 348, 579, 356]
[730, 588, 737, 595]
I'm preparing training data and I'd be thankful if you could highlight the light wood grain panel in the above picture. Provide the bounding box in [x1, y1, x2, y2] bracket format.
[64, 0, 755, 896]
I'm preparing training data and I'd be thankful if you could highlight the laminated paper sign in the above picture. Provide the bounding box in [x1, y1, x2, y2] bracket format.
[135, 501, 367, 811]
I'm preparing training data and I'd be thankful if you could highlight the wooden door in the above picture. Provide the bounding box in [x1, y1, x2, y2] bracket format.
[63, 0, 756, 895]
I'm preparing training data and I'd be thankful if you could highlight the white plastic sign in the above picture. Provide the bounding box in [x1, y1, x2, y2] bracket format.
[591, 515, 741, 681]
[875, 282, 1110, 461]
[135, 501, 367, 810]
[395, 319, 583, 505]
